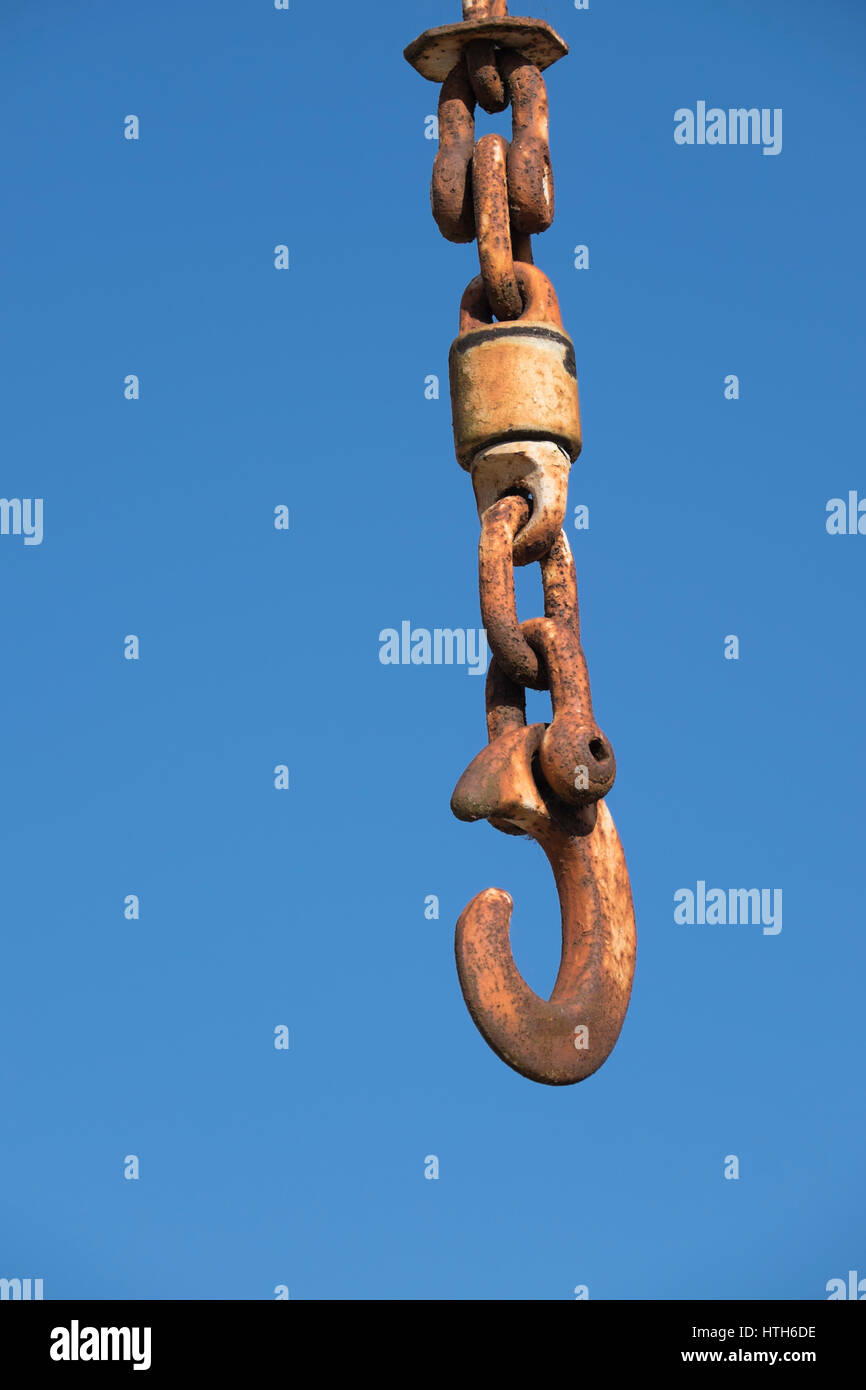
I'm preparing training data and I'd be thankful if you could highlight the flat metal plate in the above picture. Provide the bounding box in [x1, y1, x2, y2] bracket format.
[404, 18, 568, 82]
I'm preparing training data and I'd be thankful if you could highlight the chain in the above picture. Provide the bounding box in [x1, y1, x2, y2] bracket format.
[431, 39, 553, 314]
[405, 3, 636, 1086]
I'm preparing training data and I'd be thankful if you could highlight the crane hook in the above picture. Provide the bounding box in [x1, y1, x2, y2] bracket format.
[451, 497, 636, 1085]
[452, 715, 636, 1086]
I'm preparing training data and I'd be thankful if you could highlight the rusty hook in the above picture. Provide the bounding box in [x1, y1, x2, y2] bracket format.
[450, 499, 636, 1085]
[451, 684, 636, 1086]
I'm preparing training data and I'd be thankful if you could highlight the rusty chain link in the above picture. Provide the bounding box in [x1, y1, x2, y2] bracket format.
[405, 3, 636, 1085]
[431, 38, 553, 312]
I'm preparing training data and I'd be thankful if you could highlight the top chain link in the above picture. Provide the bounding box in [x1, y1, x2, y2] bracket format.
[431, 31, 553, 317]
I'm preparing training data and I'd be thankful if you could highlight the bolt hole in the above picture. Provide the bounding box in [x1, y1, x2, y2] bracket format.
[502, 486, 534, 516]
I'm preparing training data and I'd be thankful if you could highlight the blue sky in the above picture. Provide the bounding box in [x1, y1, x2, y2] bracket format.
[1, 0, 863, 1299]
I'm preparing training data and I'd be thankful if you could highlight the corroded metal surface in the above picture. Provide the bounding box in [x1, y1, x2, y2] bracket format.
[499, 49, 553, 236]
[405, 2, 636, 1086]
[448, 264, 582, 469]
[451, 505, 632, 1085]
[471, 441, 571, 566]
[454, 763, 636, 1086]
[432, 62, 476, 243]
[432, 48, 554, 258]
[405, 18, 568, 84]
[472, 134, 522, 321]
[466, 38, 507, 112]
[478, 496, 574, 688]
[462, 0, 508, 17]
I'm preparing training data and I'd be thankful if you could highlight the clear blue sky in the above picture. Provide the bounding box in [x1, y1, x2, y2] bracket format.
[1, 0, 863, 1300]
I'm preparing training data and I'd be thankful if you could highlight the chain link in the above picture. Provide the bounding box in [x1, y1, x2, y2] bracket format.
[431, 40, 552, 314]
